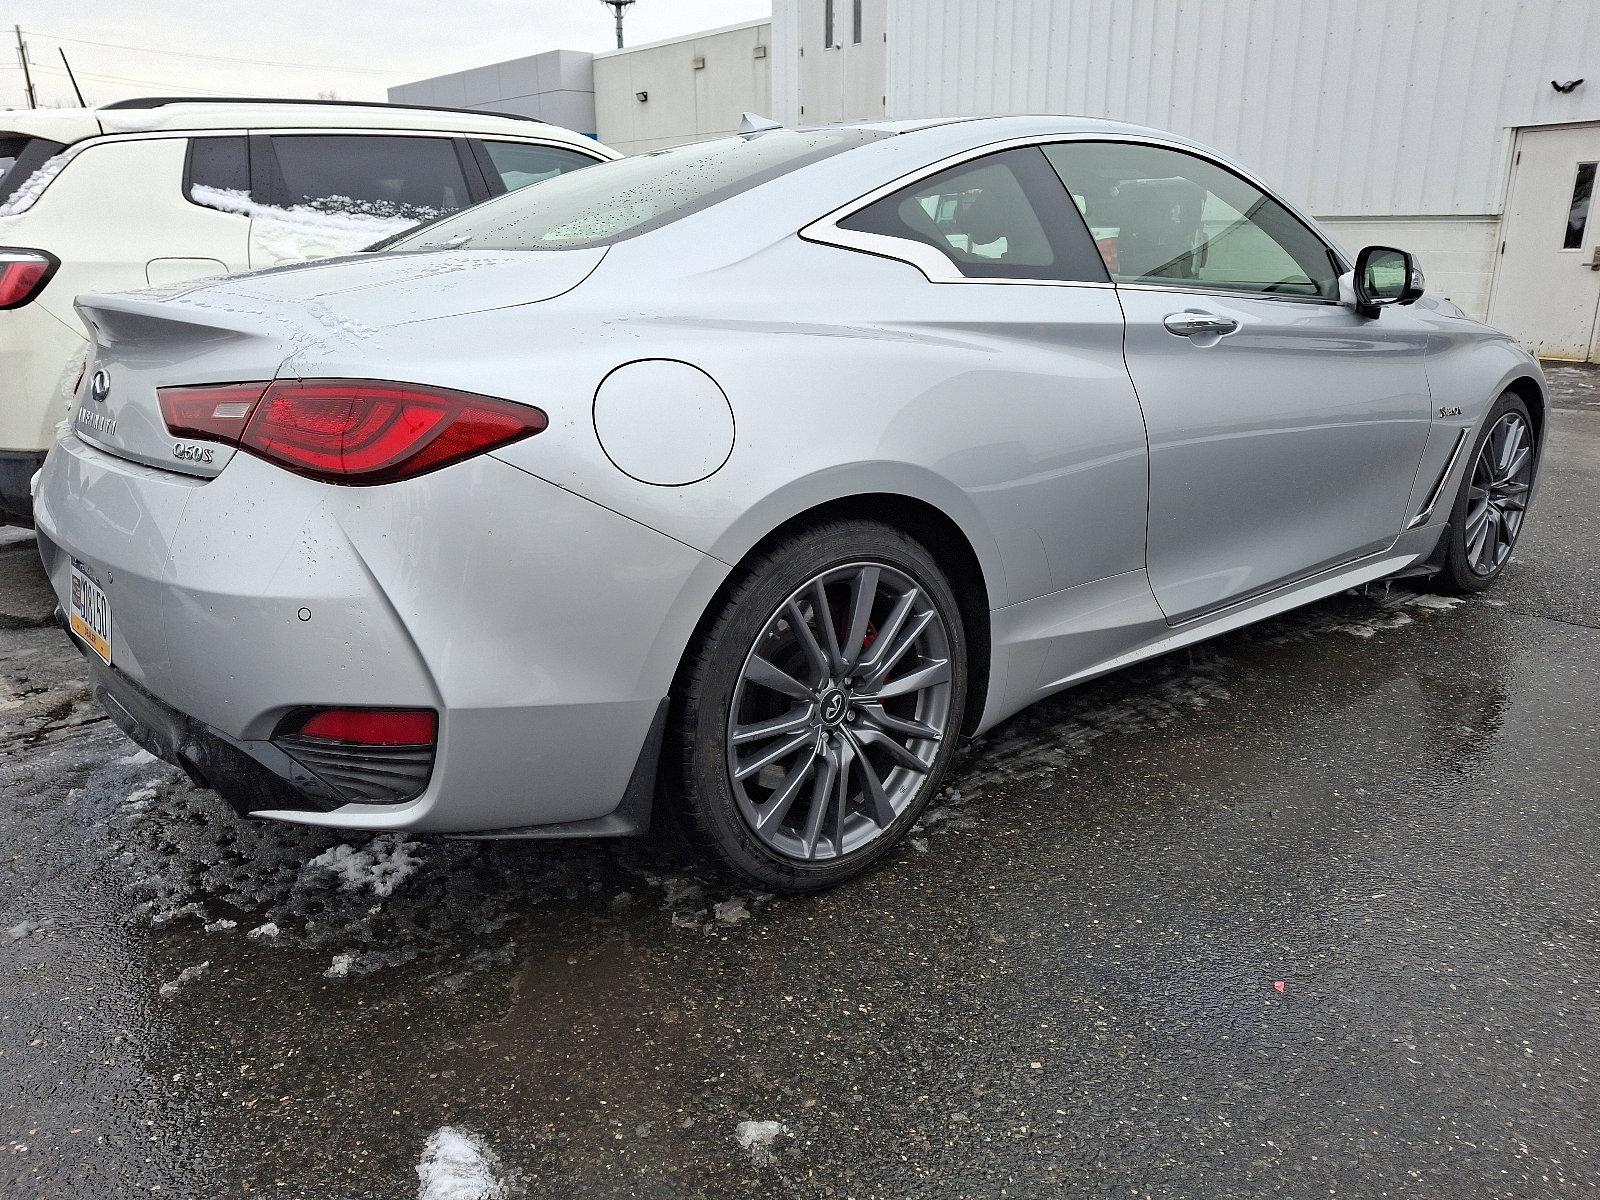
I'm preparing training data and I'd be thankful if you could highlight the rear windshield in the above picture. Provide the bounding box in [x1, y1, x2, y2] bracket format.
[385, 128, 887, 253]
[0, 135, 69, 209]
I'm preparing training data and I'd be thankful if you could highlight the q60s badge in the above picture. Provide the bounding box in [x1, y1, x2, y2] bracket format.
[173, 441, 215, 465]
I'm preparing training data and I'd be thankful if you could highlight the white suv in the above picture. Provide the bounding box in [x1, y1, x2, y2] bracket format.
[0, 97, 616, 524]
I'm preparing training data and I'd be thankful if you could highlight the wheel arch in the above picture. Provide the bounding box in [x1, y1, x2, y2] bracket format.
[1502, 372, 1547, 453]
[671, 490, 996, 739]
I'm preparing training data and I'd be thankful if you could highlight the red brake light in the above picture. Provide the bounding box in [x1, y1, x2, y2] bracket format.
[158, 382, 270, 442]
[241, 379, 546, 484]
[295, 708, 437, 746]
[0, 249, 59, 309]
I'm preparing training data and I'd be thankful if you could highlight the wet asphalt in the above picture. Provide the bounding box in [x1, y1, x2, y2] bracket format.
[2, 370, 1598, 1200]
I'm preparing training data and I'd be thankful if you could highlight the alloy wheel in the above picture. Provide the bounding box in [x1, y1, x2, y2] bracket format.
[725, 561, 954, 862]
[1464, 412, 1533, 576]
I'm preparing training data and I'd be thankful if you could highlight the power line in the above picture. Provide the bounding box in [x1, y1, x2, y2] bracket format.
[28, 62, 268, 97]
[19, 28, 395, 75]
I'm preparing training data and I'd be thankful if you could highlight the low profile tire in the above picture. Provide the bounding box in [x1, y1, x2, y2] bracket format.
[672, 520, 968, 892]
[1436, 392, 1536, 594]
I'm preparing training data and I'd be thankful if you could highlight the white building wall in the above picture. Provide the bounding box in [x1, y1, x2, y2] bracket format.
[886, 0, 1600, 217]
[773, 0, 888, 127]
[883, 0, 1600, 319]
[594, 20, 772, 156]
[389, 50, 597, 137]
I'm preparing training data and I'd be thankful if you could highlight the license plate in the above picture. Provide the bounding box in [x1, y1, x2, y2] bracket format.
[69, 560, 112, 665]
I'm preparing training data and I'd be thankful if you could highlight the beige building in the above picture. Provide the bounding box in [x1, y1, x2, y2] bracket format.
[593, 19, 772, 157]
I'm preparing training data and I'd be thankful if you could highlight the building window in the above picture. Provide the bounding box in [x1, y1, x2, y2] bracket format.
[853, 0, 863, 43]
[1565, 162, 1596, 249]
[824, 0, 836, 48]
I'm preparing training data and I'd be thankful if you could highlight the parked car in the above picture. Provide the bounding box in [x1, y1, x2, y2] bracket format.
[34, 116, 1544, 891]
[0, 97, 616, 525]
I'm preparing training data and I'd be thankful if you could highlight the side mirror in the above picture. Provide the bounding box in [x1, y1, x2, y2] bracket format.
[1352, 245, 1425, 318]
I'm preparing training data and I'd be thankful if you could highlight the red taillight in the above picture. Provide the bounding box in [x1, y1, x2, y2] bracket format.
[158, 382, 271, 442]
[155, 377, 545, 484]
[0, 249, 59, 309]
[246, 379, 544, 484]
[295, 708, 437, 746]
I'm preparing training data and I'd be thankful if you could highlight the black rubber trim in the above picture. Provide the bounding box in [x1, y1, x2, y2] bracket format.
[275, 735, 434, 805]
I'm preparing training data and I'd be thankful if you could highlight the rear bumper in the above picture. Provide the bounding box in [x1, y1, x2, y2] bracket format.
[58, 606, 347, 816]
[35, 429, 725, 834]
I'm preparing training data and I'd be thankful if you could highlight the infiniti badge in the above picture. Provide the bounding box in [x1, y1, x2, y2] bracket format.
[89, 368, 111, 404]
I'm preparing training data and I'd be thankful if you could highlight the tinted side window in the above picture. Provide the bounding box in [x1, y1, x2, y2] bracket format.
[186, 136, 249, 207]
[0, 135, 68, 208]
[838, 146, 1108, 282]
[480, 141, 598, 194]
[1044, 141, 1339, 299]
[268, 135, 471, 221]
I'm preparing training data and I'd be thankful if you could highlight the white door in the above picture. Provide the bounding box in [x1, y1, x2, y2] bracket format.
[1490, 123, 1600, 361]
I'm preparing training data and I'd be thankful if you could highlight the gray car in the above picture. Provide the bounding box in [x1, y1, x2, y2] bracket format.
[34, 116, 1545, 890]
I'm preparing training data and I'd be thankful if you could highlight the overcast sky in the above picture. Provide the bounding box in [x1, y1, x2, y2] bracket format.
[3, 0, 771, 109]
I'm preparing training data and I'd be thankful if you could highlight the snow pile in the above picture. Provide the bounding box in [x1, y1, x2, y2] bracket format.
[189, 186, 423, 263]
[734, 1120, 788, 1164]
[303, 834, 422, 898]
[415, 1127, 508, 1200]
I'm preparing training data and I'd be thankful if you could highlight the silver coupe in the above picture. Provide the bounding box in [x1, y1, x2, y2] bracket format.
[35, 116, 1545, 889]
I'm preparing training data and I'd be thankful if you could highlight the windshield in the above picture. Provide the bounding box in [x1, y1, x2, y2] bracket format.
[384, 128, 888, 253]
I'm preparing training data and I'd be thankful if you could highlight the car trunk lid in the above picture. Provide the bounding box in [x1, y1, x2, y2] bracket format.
[71, 247, 604, 479]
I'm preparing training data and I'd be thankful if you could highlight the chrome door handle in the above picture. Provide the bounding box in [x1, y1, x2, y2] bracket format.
[1163, 312, 1239, 338]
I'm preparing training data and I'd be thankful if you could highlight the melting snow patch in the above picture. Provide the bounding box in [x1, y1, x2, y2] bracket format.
[4, 919, 49, 943]
[117, 748, 158, 766]
[324, 952, 357, 980]
[713, 897, 752, 925]
[303, 834, 422, 898]
[1398, 593, 1466, 612]
[203, 919, 237, 934]
[415, 1127, 508, 1200]
[246, 922, 280, 941]
[735, 1120, 788, 1164]
[159, 961, 210, 998]
[1336, 611, 1414, 639]
[0, 150, 73, 216]
[189, 185, 421, 263]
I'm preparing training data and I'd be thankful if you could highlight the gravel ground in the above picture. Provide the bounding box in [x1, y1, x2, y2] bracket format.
[2, 369, 1597, 1199]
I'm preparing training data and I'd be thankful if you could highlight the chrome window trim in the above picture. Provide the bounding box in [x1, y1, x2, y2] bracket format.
[1115, 281, 1346, 308]
[800, 131, 1351, 297]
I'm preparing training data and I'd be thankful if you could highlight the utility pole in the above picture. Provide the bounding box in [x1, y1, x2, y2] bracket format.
[14, 26, 36, 108]
[600, 0, 636, 50]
